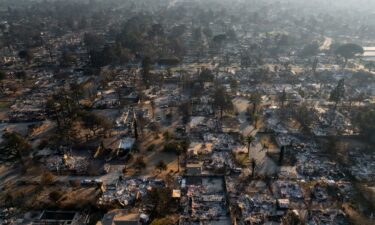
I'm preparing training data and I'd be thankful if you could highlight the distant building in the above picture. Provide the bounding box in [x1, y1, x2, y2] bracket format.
[362, 47, 375, 61]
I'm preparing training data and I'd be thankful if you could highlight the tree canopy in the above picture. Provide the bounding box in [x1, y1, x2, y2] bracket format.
[250, 92, 262, 114]
[300, 41, 320, 57]
[81, 112, 112, 136]
[354, 107, 375, 143]
[2, 132, 31, 161]
[244, 135, 255, 154]
[335, 43, 364, 66]
[0, 70, 6, 80]
[212, 86, 233, 118]
[156, 160, 167, 172]
[278, 89, 287, 107]
[148, 187, 175, 218]
[330, 79, 345, 107]
[199, 68, 214, 83]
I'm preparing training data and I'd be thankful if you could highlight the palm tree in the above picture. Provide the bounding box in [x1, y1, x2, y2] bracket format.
[244, 135, 255, 156]
[249, 92, 262, 114]
[252, 113, 260, 129]
[2, 132, 30, 165]
[212, 86, 233, 120]
[177, 140, 189, 173]
[329, 79, 345, 109]
[279, 146, 285, 166]
[251, 158, 257, 177]
[278, 88, 287, 108]
[164, 140, 187, 173]
[174, 142, 185, 173]
[150, 100, 155, 119]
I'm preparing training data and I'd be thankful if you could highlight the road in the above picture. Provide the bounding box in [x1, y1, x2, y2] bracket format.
[320, 37, 332, 51]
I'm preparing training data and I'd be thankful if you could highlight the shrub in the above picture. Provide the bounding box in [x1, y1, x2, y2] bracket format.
[147, 144, 156, 152]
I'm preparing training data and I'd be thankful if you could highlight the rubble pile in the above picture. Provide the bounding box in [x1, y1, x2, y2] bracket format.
[180, 177, 230, 224]
[307, 209, 349, 225]
[0, 208, 21, 225]
[238, 194, 276, 222]
[275, 180, 304, 200]
[98, 178, 163, 207]
[348, 151, 375, 182]
[44, 155, 91, 175]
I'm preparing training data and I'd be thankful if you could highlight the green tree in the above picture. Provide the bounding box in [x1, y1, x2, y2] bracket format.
[15, 70, 27, 81]
[294, 103, 315, 133]
[192, 27, 202, 42]
[142, 56, 152, 87]
[163, 140, 188, 172]
[212, 86, 233, 119]
[335, 43, 364, 69]
[354, 107, 375, 143]
[148, 187, 174, 218]
[83, 33, 103, 51]
[199, 68, 214, 82]
[150, 100, 156, 119]
[244, 135, 255, 156]
[2, 132, 30, 162]
[156, 160, 167, 173]
[312, 57, 319, 75]
[81, 112, 111, 136]
[70, 83, 84, 105]
[149, 122, 160, 137]
[60, 51, 76, 67]
[18, 50, 33, 64]
[250, 92, 262, 114]
[134, 156, 146, 170]
[252, 113, 260, 129]
[179, 101, 191, 125]
[46, 91, 80, 136]
[251, 158, 257, 177]
[163, 131, 172, 142]
[0, 70, 6, 80]
[0, 70, 6, 93]
[278, 88, 287, 108]
[49, 190, 62, 203]
[329, 79, 345, 108]
[300, 41, 320, 57]
[229, 77, 238, 93]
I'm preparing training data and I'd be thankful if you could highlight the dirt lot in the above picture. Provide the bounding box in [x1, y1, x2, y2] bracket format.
[125, 131, 179, 178]
[0, 179, 99, 209]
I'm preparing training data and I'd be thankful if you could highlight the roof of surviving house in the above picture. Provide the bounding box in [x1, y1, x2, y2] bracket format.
[172, 189, 181, 198]
[277, 199, 290, 209]
[118, 137, 136, 150]
[100, 210, 140, 225]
